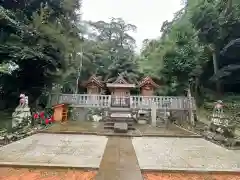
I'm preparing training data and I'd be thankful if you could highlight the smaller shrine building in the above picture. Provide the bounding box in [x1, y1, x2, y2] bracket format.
[82, 75, 160, 96]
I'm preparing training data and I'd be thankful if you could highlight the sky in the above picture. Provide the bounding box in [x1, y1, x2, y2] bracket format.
[82, 0, 183, 51]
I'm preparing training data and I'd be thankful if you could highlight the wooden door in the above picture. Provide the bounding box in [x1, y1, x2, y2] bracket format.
[111, 90, 130, 108]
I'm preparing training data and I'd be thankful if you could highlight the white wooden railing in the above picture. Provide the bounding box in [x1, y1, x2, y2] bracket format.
[49, 94, 196, 110]
[130, 96, 196, 110]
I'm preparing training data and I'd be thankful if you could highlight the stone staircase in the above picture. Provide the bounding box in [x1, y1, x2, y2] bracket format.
[104, 107, 135, 133]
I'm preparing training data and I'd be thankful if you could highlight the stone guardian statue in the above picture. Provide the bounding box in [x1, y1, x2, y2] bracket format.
[12, 93, 31, 128]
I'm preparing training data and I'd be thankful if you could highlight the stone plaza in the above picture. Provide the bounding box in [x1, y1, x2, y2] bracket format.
[0, 134, 108, 168]
[0, 133, 239, 172]
[132, 137, 240, 171]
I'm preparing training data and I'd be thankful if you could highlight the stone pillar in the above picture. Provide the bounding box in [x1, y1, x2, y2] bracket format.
[151, 103, 156, 127]
[187, 87, 195, 127]
[163, 101, 170, 128]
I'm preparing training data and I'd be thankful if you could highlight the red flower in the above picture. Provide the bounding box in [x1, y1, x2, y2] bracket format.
[33, 113, 39, 119]
[39, 112, 44, 119]
[45, 119, 49, 124]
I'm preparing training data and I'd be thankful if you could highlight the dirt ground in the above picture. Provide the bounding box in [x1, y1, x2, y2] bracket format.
[143, 172, 240, 180]
[0, 167, 97, 180]
[1, 168, 240, 180]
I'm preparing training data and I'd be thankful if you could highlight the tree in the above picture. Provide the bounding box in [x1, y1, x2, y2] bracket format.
[139, 0, 240, 100]
[88, 18, 139, 83]
[139, 7, 204, 95]
[0, 0, 83, 106]
[187, 0, 240, 93]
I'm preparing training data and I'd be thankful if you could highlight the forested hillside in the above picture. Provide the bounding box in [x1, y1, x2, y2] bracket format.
[139, 0, 240, 104]
[1, 0, 240, 109]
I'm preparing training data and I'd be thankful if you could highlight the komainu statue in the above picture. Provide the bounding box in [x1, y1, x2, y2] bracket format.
[209, 100, 233, 135]
[205, 100, 240, 147]
[12, 93, 31, 128]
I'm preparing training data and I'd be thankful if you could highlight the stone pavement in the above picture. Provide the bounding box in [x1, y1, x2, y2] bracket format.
[0, 133, 240, 180]
[95, 137, 142, 180]
[132, 137, 240, 171]
[0, 134, 107, 168]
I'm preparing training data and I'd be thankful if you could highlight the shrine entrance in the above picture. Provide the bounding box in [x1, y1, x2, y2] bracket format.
[106, 75, 135, 108]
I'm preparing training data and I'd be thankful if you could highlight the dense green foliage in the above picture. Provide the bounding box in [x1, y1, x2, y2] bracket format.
[0, 1, 140, 108]
[87, 18, 139, 83]
[1, 0, 240, 109]
[139, 0, 240, 101]
[0, 0, 83, 106]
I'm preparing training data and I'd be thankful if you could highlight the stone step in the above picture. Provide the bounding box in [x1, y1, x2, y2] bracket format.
[104, 124, 135, 130]
[105, 122, 134, 126]
[104, 126, 114, 130]
[104, 117, 134, 121]
[104, 122, 134, 127]
[105, 118, 134, 122]
[114, 122, 128, 133]
[110, 113, 132, 118]
[104, 118, 134, 122]
[109, 107, 131, 112]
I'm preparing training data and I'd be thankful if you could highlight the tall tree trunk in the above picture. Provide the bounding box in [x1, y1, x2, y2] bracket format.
[225, 0, 232, 15]
[194, 76, 201, 105]
[210, 44, 221, 96]
[212, 50, 221, 95]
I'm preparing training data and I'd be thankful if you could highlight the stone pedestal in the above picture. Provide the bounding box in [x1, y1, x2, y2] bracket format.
[12, 105, 31, 128]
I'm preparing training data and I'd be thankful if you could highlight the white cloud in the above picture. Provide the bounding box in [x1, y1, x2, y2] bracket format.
[82, 0, 183, 51]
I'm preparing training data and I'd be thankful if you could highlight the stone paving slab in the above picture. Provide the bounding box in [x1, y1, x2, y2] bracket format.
[0, 133, 108, 168]
[95, 137, 143, 180]
[132, 137, 240, 171]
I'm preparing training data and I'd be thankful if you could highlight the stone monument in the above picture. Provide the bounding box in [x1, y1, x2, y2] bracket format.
[204, 100, 240, 148]
[12, 93, 31, 128]
[210, 100, 228, 132]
